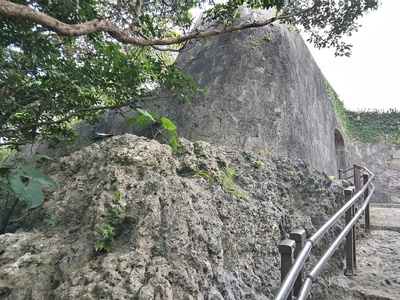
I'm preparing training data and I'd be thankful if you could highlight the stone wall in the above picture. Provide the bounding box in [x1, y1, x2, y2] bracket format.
[146, 8, 342, 176]
[347, 139, 400, 204]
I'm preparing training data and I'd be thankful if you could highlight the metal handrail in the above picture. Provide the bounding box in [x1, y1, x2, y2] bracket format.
[338, 166, 355, 180]
[341, 166, 354, 173]
[339, 165, 365, 183]
[297, 184, 375, 299]
[341, 175, 354, 180]
[273, 166, 374, 300]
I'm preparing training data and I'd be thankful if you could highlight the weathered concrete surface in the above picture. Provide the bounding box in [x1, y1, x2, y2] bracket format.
[347, 139, 400, 204]
[146, 8, 341, 176]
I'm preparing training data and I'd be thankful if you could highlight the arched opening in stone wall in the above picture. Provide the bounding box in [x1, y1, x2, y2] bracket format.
[335, 129, 346, 172]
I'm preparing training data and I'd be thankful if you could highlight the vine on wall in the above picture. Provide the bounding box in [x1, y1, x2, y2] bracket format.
[327, 82, 400, 148]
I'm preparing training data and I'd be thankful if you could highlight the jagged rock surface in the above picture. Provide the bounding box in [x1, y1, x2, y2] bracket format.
[0, 134, 345, 299]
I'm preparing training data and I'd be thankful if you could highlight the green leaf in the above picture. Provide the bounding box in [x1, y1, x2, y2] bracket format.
[43, 218, 55, 226]
[0, 167, 11, 177]
[10, 176, 45, 209]
[161, 117, 177, 131]
[124, 117, 137, 126]
[137, 114, 152, 126]
[114, 190, 121, 202]
[0, 181, 14, 194]
[36, 153, 54, 161]
[169, 133, 179, 150]
[135, 108, 158, 122]
[94, 241, 105, 252]
[18, 165, 58, 188]
[224, 167, 236, 176]
[194, 169, 214, 181]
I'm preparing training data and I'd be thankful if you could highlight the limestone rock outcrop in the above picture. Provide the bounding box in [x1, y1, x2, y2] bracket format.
[0, 134, 344, 299]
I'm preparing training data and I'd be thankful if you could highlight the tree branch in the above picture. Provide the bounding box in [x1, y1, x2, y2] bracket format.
[0, 0, 313, 47]
[0, 83, 72, 122]
[134, 0, 143, 18]
[0, 94, 169, 146]
[0, 141, 31, 147]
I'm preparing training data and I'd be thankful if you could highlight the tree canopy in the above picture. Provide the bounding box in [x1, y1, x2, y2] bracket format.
[0, 0, 380, 148]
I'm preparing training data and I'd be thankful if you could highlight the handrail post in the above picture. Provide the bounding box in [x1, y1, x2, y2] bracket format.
[353, 165, 362, 217]
[279, 239, 296, 300]
[338, 169, 343, 180]
[290, 229, 306, 297]
[344, 187, 356, 276]
[363, 174, 370, 233]
[354, 165, 361, 193]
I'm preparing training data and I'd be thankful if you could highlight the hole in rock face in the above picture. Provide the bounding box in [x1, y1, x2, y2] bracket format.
[334, 129, 346, 173]
[0, 287, 12, 297]
[176, 166, 195, 177]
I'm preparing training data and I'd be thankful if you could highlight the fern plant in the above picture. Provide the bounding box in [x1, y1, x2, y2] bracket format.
[93, 206, 130, 254]
[0, 164, 58, 234]
[219, 166, 248, 199]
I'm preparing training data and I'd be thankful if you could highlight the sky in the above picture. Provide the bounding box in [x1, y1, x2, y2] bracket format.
[304, 1, 400, 111]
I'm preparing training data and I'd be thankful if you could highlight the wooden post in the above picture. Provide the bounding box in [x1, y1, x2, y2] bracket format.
[290, 229, 306, 297]
[279, 239, 296, 300]
[354, 165, 362, 194]
[345, 188, 356, 276]
[363, 174, 370, 233]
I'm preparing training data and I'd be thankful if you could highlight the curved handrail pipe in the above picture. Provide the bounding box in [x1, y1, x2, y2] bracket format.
[274, 166, 374, 300]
